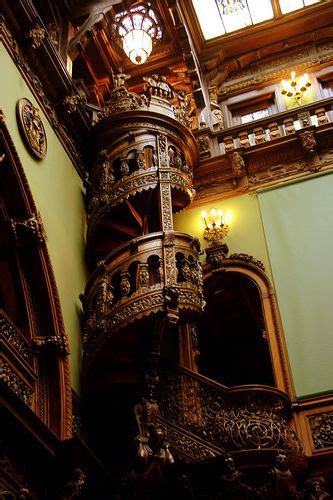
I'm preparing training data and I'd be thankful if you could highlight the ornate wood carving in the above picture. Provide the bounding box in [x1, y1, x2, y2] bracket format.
[310, 412, 333, 449]
[158, 363, 301, 457]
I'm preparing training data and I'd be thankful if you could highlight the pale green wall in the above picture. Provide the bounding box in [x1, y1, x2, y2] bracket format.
[259, 173, 333, 398]
[174, 194, 272, 276]
[0, 44, 88, 392]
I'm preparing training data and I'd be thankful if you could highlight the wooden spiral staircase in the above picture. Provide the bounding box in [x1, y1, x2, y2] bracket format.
[81, 76, 305, 498]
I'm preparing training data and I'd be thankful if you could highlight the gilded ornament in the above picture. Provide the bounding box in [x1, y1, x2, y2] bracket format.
[16, 98, 47, 159]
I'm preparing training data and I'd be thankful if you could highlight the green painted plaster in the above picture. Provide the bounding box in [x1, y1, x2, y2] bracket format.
[259, 174, 333, 397]
[174, 194, 272, 277]
[0, 44, 88, 392]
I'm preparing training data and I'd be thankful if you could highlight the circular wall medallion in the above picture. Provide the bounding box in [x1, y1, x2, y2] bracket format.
[16, 98, 47, 159]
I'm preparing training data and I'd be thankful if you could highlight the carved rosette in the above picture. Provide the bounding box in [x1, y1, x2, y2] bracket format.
[16, 98, 47, 159]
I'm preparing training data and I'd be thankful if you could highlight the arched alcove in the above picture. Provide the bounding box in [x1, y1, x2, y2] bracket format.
[0, 114, 72, 439]
[199, 257, 294, 397]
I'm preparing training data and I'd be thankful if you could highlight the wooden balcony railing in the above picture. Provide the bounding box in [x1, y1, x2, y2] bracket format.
[82, 232, 204, 356]
[195, 97, 333, 158]
[157, 363, 302, 457]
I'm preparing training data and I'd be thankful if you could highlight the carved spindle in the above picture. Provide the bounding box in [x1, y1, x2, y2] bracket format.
[238, 130, 250, 148]
[268, 122, 281, 140]
[120, 158, 130, 177]
[253, 126, 266, 144]
[283, 117, 295, 135]
[120, 271, 131, 297]
[137, 151, 145, 170]
[315, 107, 329, 126]
[174, 150, 182, 170]
[168, 146, 175, 167]
[298, 111, 311, 128]
[223, 135, 235, 153]
[138, 264, 150, 289]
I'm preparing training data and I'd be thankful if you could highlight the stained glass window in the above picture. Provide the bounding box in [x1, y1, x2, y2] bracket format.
[192, 0, 322, 40]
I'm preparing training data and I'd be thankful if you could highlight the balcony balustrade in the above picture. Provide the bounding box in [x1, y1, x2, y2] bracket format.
[196, 97, 333, 159]
[156, 363, 302, 462]
[82, 232, 204, 359]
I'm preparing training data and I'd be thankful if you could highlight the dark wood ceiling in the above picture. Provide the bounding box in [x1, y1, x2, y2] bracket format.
[66, 0, 333, 107]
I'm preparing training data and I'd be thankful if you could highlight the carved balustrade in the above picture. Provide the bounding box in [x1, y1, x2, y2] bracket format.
[88, 139, 195, 241]
[195, 97, 333, 158]
[157, 363, 302, 459]
[82, 232, 204, 357]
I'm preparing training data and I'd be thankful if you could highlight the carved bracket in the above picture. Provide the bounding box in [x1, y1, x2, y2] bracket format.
[10, 213, 46, 245]
[33, 335, 69, 356]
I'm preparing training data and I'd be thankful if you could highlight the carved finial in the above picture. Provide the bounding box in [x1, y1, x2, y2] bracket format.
[27, 25, 46, 49]
[143, 74, 173, 101]
[112, 68, 131, 88]
[62, 92, 87, 114]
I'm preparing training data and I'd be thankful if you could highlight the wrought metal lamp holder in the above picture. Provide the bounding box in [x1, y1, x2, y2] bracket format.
[281, 71, 311, 106]
[202, 208, 229, 247]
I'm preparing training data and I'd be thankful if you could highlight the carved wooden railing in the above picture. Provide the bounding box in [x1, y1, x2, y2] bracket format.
[82, 232, 204, 357]
[0, 309, 35, 406]
[196, 97, 333, 158]
[157, 363, 302, 460]
[88, 163, 194, 241]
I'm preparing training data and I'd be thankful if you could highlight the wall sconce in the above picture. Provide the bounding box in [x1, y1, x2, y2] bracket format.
[201, 208, 230, 246]
[281, 71, 311, 106]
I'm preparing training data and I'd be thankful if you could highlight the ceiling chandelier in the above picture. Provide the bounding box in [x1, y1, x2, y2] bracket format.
[217, 0, 245, 15]
[113, 2, 162, 65]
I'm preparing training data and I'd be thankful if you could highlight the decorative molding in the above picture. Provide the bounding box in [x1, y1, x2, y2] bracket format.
[98, 83, 147, 120]
[228, 253, 265, 271]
